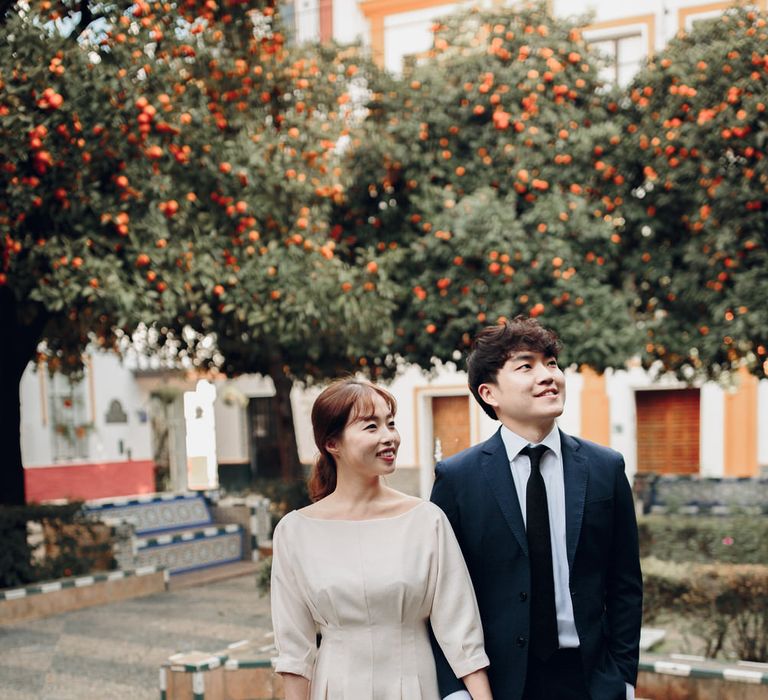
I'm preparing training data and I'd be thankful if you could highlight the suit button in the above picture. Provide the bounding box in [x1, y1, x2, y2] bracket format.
[519, 592, 528, 602]
[516, 637, 527, 648]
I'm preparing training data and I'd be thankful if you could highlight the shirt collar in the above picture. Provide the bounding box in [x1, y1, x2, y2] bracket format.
[500, 423, 561, 463]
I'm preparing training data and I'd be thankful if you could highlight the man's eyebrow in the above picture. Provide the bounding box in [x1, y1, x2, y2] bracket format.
[507, 352, 556, 362]
[508, 352, 537, 361]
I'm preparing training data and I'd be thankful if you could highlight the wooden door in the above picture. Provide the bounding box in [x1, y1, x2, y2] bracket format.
[635, 389, 700, 474]
[431, 395, 471, 461]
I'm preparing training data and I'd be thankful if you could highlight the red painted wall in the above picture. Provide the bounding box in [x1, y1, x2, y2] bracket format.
[319, 0, 333, 42]
[24, 460, 156, 503]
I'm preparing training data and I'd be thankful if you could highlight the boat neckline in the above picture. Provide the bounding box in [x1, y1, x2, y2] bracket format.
[293, 500, 429, 523]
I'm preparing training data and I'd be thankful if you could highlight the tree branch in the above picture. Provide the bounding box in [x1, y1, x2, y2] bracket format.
[77, 0, 94, 35]
[0, 0, 17, 26]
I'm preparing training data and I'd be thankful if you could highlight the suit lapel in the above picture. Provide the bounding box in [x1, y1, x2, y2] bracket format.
[561, 430, 588, 570]
[479, 430, 528, 556]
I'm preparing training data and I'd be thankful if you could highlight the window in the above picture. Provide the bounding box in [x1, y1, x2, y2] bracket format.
[588, 31, 646, 86]
[49, 375, 91, 461]
[582, 14, 655, 87]
[280, 0, 298, 43]
[636, 389, 700, 474]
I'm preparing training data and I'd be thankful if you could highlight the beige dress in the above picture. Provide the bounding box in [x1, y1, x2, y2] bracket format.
[270, 500, 489, 699]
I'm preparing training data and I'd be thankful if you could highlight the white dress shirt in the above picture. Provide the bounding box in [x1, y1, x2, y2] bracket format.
[502, 425, 580, 648]
[441, 425, 634, 700]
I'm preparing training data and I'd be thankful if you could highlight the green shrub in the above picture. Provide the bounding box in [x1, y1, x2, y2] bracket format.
[0, 504, 114, 589]
[252, 477, 311, 535]
[641, 557, 691, 622]
[642, 557, 768, 661]
[638, 514, 768, 565]
[256, 555, 272, 598]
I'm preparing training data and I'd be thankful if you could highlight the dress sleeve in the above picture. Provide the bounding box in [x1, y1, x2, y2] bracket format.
[429, 508, 490, 679]
[270, 516, 317, 679]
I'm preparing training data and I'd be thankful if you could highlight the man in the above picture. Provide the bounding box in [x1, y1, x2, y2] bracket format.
[430, 316, 642, 700]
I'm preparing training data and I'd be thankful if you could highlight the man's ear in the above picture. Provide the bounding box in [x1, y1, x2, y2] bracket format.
[477, 382, 498, 408]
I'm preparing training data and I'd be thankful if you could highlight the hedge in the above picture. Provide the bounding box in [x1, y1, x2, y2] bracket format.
[642, 557, 768, 661]
[638, 514, 768, 565]
[0, 504, 114, 589]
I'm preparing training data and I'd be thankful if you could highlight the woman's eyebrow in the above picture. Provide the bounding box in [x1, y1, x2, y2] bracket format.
[351, 411, 395, 423]
[351, 413, 376, 423]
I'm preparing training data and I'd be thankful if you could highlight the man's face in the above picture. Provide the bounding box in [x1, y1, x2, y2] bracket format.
[478, 350, 565, 432]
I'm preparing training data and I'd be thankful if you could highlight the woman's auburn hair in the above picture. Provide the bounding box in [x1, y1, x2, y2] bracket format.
[307, 378, 397, 502]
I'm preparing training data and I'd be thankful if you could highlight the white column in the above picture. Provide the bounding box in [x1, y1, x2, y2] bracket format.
[758, 379, 768, 472]
[699, 382, 724, 477]
[559, 369, 583, 438]
[606, 369, 638, 479]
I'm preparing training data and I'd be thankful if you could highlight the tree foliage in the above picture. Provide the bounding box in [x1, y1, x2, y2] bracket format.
[0, 0, 394, 496]
[1, 0, 394, 376]
[616, 7, 768, 378]
[336, 3, 641, 372]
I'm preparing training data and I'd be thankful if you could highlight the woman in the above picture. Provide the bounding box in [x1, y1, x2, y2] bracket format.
[271, 378, 492, 700]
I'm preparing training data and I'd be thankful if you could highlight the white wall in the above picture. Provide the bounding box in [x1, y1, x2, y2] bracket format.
[90, 353, 153, 463]
[339, 0, 747, 77]
[759, 379, 768, 472]
[20, 365, 49, 467]
[383, 3, 457, 74]
[294, 0, 320, 43]
[20, 353, 154, 468]
[605, 367, 636, 474]
[20, 346, 764, 495]
[700, 383, 725, 477]
[333, 0, 369, 45]
[559, 369, 583, 438]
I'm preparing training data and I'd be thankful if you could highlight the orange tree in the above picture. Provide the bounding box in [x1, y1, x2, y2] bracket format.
[613, 7, 768, 378]
[335, 3, 641, 374]
[0, 0, 394, 503]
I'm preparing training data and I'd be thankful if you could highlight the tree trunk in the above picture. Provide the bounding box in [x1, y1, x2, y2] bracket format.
[0, 363, 26, 505]
[0, 288, 48, 505]
[269, 359, 303, 482]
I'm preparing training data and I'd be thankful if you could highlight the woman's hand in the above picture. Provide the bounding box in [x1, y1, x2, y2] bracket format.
[281, 672, 310, 700]
[461, 667, 493, 700]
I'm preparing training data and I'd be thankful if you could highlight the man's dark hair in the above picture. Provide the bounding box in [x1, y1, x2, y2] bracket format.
[467, 316, 562, 419]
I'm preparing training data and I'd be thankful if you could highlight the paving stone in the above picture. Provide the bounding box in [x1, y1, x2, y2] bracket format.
[0, 573, 271, 699]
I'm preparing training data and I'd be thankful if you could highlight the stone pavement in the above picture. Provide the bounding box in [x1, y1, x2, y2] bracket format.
[0, 573, 273, 700]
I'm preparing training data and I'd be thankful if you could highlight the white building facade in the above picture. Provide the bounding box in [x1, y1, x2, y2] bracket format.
[20, 351, 768, 502]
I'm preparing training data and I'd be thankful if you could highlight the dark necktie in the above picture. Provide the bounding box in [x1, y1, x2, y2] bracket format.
[522, 444, 559, 660]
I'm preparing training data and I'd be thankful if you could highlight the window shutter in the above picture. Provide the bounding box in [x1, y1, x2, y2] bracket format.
[636, 389, 700, 474]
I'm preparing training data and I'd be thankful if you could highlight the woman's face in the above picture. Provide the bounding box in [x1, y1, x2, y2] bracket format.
[328, 391, 400, 478]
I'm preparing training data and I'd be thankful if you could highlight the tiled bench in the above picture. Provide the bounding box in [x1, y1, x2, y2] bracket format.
[161, 639, 280, 700]
[0, 565, 167, 625]
[83, 493, 245, 576]
[638, 653, 768, 699]
[160, 645, 768, 700]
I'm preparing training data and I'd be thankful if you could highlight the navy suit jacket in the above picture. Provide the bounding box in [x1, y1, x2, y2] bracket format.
[430, 429, 642, 700]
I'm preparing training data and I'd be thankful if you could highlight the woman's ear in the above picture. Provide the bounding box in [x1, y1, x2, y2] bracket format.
[325, 439, 339, 456]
